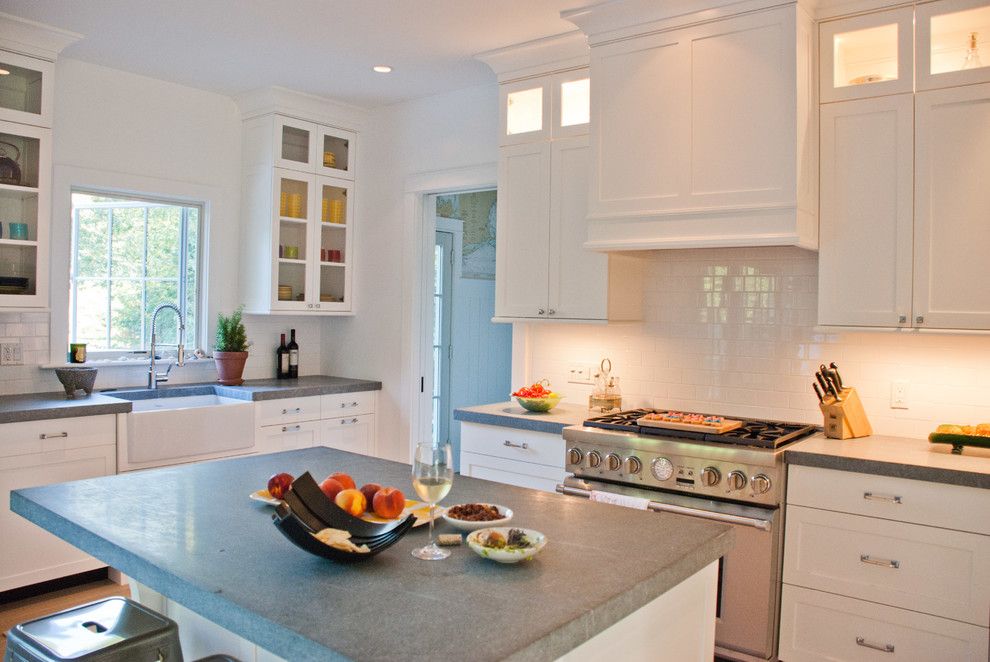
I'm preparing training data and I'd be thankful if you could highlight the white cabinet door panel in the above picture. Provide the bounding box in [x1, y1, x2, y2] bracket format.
[321, 391, 374, 417]
[914, 83, 990, 329]
[255, 396, 322, 428]
[459, 423, 564, 468]
[818, 94, 914, 327]
[255, 421, 320, 454]
[495, 141, 551, 319]
[460, 451, 565, 493]
[320, 414, 374, 456]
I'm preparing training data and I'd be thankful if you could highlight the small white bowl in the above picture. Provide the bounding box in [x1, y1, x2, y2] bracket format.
[442, 504, 513, 531]
[466, 527, 547, 564]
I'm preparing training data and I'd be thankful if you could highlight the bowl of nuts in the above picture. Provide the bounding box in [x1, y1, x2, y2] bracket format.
[442, 503, 513, 531]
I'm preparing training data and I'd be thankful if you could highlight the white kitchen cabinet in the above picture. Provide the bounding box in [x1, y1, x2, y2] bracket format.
[779, 465, 990, 660]
[254, 391, 378, 457]
[818, 95, 914, 327]
[241, 113, 356, 315]
[254, 420, 322, 454]
[255, 395, 322, 428]
[320, 414, 374, 456]
[0, 415, 116, 591]
[574, 4, 818, 250]
[819, 7, 915, 103]
[0, 49, 53, 128]
[913, 82, 990, 330]
[459, 422, 566, 493]
[916, 0, 990, 92]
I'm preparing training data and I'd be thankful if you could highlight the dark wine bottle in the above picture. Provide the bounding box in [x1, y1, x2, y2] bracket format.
[287, 328, 299, 378]
[276, 333, 289, 379]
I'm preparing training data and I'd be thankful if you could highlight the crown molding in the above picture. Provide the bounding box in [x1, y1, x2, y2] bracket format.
[0, 12, 82, 61]
[475, 31, 588, 82]
[234, 86, 367, 130]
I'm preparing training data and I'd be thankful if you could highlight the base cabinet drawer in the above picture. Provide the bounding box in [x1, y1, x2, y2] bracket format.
[779, 585, 989, 662]
[783, 505, 990, 625]
[255, 421, 320, 454]
[459, 423, 564, 468]
[320, 414, 374, 456]
[460, 451, 566, 493]
[1, 415, 117, 458]
[321, 391, 374, 417]
[255, 396, 321, 428]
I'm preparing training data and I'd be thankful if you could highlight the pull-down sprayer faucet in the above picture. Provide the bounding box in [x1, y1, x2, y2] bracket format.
[148, 303, 185, 389]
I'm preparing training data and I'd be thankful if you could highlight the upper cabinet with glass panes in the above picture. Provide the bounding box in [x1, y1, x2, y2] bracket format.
[918, 0, 990, 90]
[499, 70, 590, 145]
[268, 115, 355, 180]
[0, 50, 53, 128]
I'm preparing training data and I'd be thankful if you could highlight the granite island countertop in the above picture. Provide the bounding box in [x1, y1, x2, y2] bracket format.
[454, 401, 591, 435]
[0, 375, 381, 424]
[786, 433, 990, 489]
[12, 447, 733, 662]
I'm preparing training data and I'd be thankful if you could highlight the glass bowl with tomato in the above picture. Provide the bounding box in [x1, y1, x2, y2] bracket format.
[512, 380, 563, 412]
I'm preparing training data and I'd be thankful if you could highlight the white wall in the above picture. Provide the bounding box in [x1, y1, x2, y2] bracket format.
[0, 58, 323, 395]
[321, 84, 499, 462]
[524, 247, 990, 439]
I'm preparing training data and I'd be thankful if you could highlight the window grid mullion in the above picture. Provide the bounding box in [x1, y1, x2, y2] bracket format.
[142, 205, 149, 351]
[105, 208, 114, 350]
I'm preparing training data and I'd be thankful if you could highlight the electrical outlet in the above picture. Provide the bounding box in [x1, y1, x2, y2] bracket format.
[890, 380, 909, 409]
[0, 342, 22, 366]
[567, 364, 594, 385]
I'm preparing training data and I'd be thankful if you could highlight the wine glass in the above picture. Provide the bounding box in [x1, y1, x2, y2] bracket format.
[411, 441, 453, 560]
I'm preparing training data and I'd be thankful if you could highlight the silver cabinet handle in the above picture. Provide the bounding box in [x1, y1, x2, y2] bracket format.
[281, 424, 302, 433]
[898, 315, 907, 324]
[340, 418, 359, 425]
[916, 315, 924, 324]
[315, 304, 321, 309]
[307, 304, 314, 309]
[281, 407, 302, 415]
[860, 554, 899, 569]
[864, 492, 902, 504]
[856, 637, 894, 653]
[503, 440, 529, 449]
[548, 309, 556, 315]
[339, 401, 359, 408]
[538, 308, 546, 315]
[39, 432, 68, 439]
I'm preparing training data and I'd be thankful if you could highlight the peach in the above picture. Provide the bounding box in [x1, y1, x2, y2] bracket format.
[373, 487, 405, 519]
[329, 472, 356, 490]
[319, 477, 345, 502]
[334, 488, 367, 517]
[359, 483, 382, 508]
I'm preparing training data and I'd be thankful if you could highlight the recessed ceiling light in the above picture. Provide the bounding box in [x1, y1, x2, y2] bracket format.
[0, 69, 9, 76]
[373, 65, 393, 74]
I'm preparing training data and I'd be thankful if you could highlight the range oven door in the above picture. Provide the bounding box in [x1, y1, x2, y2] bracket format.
[558, 477, 782, 661]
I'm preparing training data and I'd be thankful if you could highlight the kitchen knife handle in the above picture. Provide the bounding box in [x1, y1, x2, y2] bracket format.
[829, 362, 844, 389]
[813, 383, 823, 402]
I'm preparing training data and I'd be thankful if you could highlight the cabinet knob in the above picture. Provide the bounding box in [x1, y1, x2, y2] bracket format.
[307, 304, 314, 309]
[548, 309, 556, 316]
[898, 315, 907, 324]
[916, 315, 924, 324]
[315, 304, 321, 309]
[538, 308, 546, 315]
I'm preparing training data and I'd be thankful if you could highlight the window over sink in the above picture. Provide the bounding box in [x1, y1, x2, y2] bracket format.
[69, 190, 201, 356]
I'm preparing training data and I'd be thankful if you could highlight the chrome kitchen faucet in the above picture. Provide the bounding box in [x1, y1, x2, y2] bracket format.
[148, 303, 185, 389]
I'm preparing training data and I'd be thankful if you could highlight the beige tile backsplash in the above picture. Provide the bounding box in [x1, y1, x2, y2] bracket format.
[525, 247, 990, 439]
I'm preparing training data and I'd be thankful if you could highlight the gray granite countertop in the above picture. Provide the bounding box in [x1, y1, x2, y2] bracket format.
[0, 376, 381, 424]
[786, 433, 990, 489]
[454, 401, 591, 435]
[0, 392, 132, 424]
[12, 447, 733, 662]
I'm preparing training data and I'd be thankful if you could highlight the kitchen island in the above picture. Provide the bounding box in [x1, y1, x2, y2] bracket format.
[11, 447, 732, 661]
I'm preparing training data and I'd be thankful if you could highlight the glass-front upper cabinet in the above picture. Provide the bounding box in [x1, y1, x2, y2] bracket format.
[499, 70, 590, 144]
[820, 6, 914, 102]
[0, 51, 52, 127]
[917, 0, 990, 90]
[553, 70, 590, 138]
[273, 116, 318, 172]
[316, 126, 355, 180]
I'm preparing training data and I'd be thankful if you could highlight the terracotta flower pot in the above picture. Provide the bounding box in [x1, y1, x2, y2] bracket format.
[214, 351, 248, 386]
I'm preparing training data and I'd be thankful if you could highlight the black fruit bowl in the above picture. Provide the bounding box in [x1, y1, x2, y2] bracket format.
[287, 472, 414, 538]
[272, 503, 416, 563]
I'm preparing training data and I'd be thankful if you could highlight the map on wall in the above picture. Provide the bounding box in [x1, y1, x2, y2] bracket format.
[436, 190, 497, 280]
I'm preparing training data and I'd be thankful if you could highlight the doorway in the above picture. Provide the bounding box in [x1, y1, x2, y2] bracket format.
[428, 190, 511, 470]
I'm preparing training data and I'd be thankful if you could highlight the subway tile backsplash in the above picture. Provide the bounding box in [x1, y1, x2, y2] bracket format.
[526, 247, 990, 439]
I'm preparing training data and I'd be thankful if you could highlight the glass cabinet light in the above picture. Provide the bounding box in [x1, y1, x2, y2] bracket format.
[833, 23, 899, 88]
[506, 87, 543, 135]
[930, 5, 990, 74]
[560, 78, 590, 127]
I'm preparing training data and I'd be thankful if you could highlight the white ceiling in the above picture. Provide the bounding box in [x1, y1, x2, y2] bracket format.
[0, 0, 588, 108]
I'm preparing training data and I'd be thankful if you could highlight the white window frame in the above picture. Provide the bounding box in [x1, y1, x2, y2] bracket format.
[49, 165, 218, 366]
[68, 190, 203, 358]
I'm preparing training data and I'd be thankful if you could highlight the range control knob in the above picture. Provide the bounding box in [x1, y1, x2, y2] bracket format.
[700, 467, 721, 487]
[751, 474, 772, 495]
[586, 450, 602, 469]
[567, 448, 584, 466]
[605, 453, 622, 471]
[726, 470, 748, 491]
[623, 456, 643, 475]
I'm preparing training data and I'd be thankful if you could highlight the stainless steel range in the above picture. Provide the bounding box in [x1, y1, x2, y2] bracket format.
[558, 408, 818, 662]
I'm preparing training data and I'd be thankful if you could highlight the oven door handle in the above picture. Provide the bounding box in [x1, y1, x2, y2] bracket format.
[556, 484, 772, 531]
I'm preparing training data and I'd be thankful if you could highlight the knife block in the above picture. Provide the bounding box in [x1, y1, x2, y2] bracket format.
[819, 387, 873, 439]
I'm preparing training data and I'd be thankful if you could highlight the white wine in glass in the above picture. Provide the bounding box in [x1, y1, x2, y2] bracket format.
[411, 441, 453, 560]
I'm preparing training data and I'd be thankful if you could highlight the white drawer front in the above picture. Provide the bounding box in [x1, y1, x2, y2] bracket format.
[0, 415, 116, 458]
[321, 391, 374, 417]
[255, 396, 321, 427]
[255, 421, 320, 454]
[459, 423, 564, 468]
[320, 414, 373, 456]
[779, 584, 989, 662]
[460, 451, 565, 493]
[787, 465, 990, 535]
[783, 505, 990, 625]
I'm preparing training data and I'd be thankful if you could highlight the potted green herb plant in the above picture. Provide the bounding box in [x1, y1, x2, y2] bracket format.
[214, 306, 249, 385]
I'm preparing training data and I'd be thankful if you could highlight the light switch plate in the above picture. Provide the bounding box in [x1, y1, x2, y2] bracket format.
[0, 342, 22, 365]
